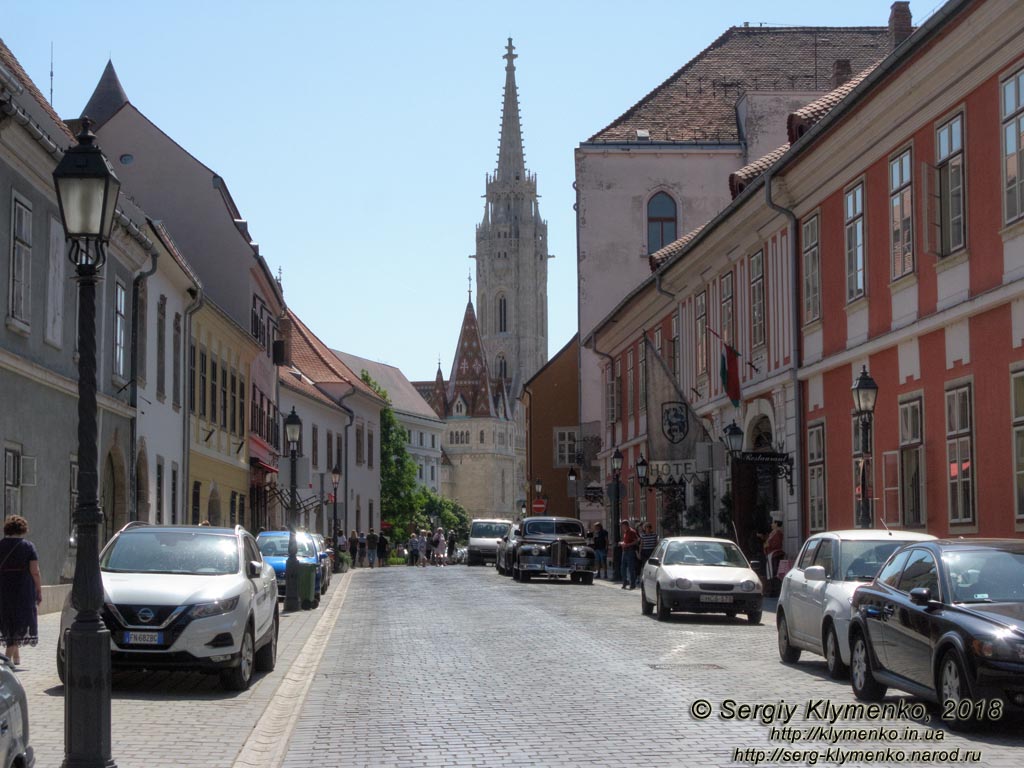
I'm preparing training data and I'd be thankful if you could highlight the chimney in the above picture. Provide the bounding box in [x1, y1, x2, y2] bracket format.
[888, 2, 913, 49]
[830, 59, 852, 89]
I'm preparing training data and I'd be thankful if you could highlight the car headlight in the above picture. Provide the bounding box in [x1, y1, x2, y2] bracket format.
[972, 635, 1024, 661]
[740, 580, 756, 592]
[571, 547, 587, 555]
[190, 596, 240, 619]
[531, 545, 548, 555]
[674, 578, 692, 589]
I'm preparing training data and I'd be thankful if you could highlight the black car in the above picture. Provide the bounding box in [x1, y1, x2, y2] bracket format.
[848, 539, 1024, 725]
[510, 517, 596, 584]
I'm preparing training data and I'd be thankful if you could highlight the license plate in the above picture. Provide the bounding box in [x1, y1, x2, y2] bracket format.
[124, 631, 162, 645]
[699, 594, 733, 604]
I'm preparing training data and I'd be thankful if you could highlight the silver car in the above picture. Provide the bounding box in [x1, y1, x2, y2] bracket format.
[776, 529, 935, 678]
[58, 523, 279, 691]
[0, 656, 32, 767]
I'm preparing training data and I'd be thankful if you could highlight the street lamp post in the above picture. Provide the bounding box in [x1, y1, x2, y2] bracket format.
[611, 447, 623, 580]
[567, 466, 577, 518]
[53, 117, 121, 768]
[331, 464, 341, 571]
[852, 365, 879, 529]
[283, 408, 302, 611]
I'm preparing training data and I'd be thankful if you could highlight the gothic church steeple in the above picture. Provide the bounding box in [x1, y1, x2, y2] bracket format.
[496, 38, 526, 184]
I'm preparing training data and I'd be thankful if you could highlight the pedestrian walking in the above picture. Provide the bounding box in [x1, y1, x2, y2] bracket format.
[431, 528, 446, 566]
[618, 521, 640, 590]
[446, 529, 456, 563]
[591, 522, 608, 580]
[357, 531, 368, 568]
[0, 515, 41, 667]
[417, 531, 429, 567]
[377, 530, 389, 566]
[408, 533, 419, 566]
[366, 528, 379, 568]
[348, 530, 358, 567]
[637, 522, 658, 586]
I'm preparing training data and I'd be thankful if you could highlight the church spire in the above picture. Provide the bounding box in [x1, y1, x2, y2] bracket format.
[496, 38, 526, 183]
[81, 60, 129, 129]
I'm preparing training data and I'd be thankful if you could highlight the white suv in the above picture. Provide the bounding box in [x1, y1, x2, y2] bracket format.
[58, 523, 278, 691]
[776, 529, 934, 679]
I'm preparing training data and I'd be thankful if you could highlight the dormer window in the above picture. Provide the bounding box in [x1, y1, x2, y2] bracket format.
[455, 399, 465, 416]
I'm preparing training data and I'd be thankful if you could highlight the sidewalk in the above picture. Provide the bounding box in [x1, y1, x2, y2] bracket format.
[18, 574, 348, 768]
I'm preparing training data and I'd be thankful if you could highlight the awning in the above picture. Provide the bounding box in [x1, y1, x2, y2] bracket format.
[249, 458, 279, 474]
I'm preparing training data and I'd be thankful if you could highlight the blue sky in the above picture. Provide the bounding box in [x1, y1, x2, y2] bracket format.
[3, 0, 929, 381]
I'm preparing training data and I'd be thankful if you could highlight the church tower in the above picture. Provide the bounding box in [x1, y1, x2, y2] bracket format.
[474, 39, 549, 400]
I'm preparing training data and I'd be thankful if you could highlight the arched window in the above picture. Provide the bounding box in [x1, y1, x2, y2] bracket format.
[647, 192, 678, 253]
[480, 430, 485, 444]
[497, 294, 508, 333]
[463, 431, 469, 444]
[496, 355, 508, 380]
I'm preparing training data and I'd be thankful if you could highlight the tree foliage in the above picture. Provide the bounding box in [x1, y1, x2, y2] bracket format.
[360, 371, 419, 532]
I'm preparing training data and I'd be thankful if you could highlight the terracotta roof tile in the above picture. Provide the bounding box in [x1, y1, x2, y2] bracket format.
[589, 27, 889, 144]
[728, 143, 791, 199]
[279, 367, 341, 411]
[286, 309, 383, 404]
[649, 223, 710, 271]
[787, 60, 882, 142]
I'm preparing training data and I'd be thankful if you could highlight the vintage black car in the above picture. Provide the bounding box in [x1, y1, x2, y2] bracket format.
[848, 538, 1024, 725]
[510, 517, 596, 584]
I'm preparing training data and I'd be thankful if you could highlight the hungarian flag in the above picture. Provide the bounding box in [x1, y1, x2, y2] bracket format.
[720, 344, 741, 407]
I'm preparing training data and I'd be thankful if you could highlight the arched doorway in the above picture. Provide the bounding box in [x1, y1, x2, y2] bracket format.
[731, 415, 779, 562]
[102, 449, 128, 542]
[207, 487, 222, 527]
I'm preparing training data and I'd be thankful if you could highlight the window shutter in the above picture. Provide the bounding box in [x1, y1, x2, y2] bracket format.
[20, 456, 36, 487]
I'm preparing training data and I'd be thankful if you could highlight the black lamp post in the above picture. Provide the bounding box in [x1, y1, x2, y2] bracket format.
[723, 420, 744, 455]
[283, 407, 302, 611]
[611, 447, 623, 579]
[330, 464, 341, 570]
[53, 117, 121, 768]
[852, 365, 879, 529]
[636, 454, 649, 487]
[567, 466, 577, 518]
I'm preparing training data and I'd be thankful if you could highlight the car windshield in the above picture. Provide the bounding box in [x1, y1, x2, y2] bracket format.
[524, 520, 585, 536]
[257, 535, 317, 558]
[471, 522, 511, 538]
[840, 540, 912, 581]
[101, 530, 238, 575]
[945, 549, 1024, 603]
[662, 541, 748, 568]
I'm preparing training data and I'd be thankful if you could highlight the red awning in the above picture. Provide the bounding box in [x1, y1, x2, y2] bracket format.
[249, 458, 279, 474]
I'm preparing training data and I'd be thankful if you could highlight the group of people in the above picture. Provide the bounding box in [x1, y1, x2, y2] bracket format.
[337, 527, 389, 568]
[406, 528, 456, 567]
[584, 520, 662, 589]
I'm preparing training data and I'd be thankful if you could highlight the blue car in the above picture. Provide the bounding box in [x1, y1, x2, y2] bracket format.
[256, 531, 322, 600]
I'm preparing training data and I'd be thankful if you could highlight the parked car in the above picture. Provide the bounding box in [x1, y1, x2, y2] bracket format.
[467, 519, 513, 566]
[496, 524, 522, 576]
[640, 537, 763, 623]
[311, 533, 332, 592]
[58, 522, 278, 691]
[777, 529, 935, 678]
[510, 517, 595, 583]
[0, 655, 33, 767]
[847, 538, 1024, 725]
[257, 531, 323, 604]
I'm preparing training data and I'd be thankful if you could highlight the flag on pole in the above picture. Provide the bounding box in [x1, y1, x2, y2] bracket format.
[644, 333, 710, 461]
[720, 344, 741, 407]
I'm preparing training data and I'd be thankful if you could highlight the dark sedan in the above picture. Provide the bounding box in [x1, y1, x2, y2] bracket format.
[848, 539, 1024, 726]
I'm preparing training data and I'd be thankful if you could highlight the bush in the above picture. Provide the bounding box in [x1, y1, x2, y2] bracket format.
[335, 552, 352, 572]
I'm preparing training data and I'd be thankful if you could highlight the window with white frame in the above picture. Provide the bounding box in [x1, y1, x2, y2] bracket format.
[802, 216, 820, 323]
[890, 149, 914, 279]
[1012, 372, 1024, 519]
[156, 295, 167, 399]
[9, 196, 31, 325]
[695, 291, 707, 375]
[670, 315, 679, 383]
[936, 114, 965, 255]
[626, 349, 635, 417]
[173, 320, 182, 408]
[655, 327, 662, 358]
[899, 399, 924, 526]
[721, 273, 734, 346]
[356, 423, 365, 464]
[312, 424, 319, 468]
[368, 430, 374, 469]
[946, 384, 974, 523]
[46, 216, 65, 346]
[845, 184, 865, 300]
[638, 338, 646, 413]
[1002, 67, 1024, 224]
[114, 281, 127, 378]
[555, 428, 578, 466]
[807, 424, 826, 531]
[750, 252, 765, 347]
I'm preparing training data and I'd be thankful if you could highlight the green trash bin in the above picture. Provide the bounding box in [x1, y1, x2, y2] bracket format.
[299, 562, 318, 610]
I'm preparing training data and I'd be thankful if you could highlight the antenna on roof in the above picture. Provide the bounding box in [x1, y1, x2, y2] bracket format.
[49, 42, 53, 105]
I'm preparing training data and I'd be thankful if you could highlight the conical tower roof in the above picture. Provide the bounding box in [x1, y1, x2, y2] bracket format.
[495, 38, 526, 183]
[81, 60, 129, 128]
[448, 300, 495, 418]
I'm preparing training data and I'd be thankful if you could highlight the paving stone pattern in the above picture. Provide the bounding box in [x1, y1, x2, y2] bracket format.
[284, 567, 1023, 768]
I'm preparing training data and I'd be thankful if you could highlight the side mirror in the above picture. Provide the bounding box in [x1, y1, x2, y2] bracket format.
[804, 565, 827, 583]
[647, 557, 660, 567]
[501, 536, 508, 542]
[248, 560, 262, 578]
[909, 587, 933, 607]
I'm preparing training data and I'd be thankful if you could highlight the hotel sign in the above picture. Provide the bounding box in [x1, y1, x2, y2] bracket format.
[646, 459, 697, 487]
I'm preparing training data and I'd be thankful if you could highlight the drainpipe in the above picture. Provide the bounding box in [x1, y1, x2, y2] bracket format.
[764, 171, 803, 549]
[182, 285, 205, 521]
[128, 250, 160, 521]
[337, 387, 357, 536]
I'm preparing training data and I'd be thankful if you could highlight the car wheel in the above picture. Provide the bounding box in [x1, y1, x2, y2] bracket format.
[570, 573, 580, 584]
[220, 623, 255, 691]
[254, 610, 278, 673]
[850, 631, 887, 701]
[777, 613, 801, 663]
[825, 625, 848, 679]
[641, 585, 654, 615]
[939, 650, 976, 731]
[581, 573, 594, 585]
[56, 640, 66, 684]
[496, 559, 504, 575]
[747, 610, 762, 625]
[655, 587, 670, 621]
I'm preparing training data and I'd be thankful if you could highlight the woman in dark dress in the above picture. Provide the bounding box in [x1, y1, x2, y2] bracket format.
[0, 515, 42, 666]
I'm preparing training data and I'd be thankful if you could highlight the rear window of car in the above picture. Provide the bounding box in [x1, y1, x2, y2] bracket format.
[101, 530, 238, 575]
[471, 522, 512, 538]
[524, 520, 585, 536]
[257, 535, 316, 558]
[663, 541, 749, 568]
[840, 540, 912, 581]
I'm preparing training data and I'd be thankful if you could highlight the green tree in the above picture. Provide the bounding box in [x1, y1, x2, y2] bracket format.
[360, 371, 419, 533]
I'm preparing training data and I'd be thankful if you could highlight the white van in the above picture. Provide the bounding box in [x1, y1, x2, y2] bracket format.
[467, 518, 512, 566]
